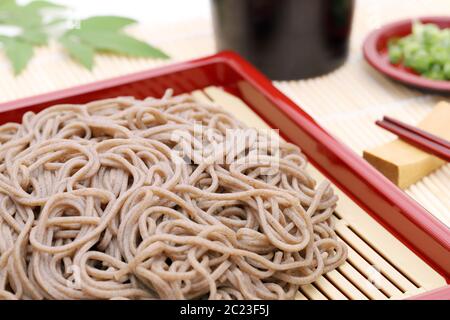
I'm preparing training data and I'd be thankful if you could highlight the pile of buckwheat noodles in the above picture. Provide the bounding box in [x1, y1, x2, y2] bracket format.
[0, 90, 346, 300]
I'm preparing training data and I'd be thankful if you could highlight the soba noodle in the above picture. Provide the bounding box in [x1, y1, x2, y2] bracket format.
[0, 90, 346, 300]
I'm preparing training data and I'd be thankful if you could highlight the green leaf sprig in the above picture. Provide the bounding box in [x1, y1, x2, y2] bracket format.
[60, 16, 169, 70]
[0, 0, 170, 75]
[0, 0, 65, 74]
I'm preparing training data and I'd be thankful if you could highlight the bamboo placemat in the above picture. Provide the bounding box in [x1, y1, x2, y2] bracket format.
[0, 0, 448, 227]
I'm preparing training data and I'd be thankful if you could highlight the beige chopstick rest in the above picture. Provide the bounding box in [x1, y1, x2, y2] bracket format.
[363, 101, 450, 189]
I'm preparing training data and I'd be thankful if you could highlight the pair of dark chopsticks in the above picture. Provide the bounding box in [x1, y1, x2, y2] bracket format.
[376, 116, 450, 162]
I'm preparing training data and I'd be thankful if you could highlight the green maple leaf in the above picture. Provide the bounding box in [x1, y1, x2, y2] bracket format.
[0, 0, 64, 28]
[0, 0, 65, 74]
[0, 36, 34, 75]
[60, 15, 170, 69]
[0, 2, 169, 75]
[59, 34, 94, 69]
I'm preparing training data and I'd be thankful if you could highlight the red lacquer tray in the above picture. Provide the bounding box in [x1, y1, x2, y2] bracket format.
[0, 51, 448, 299]
[363, 16, 450, 92]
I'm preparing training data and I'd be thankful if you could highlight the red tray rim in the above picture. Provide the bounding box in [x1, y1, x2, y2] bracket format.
[363, 16, 450, 92]
[0, 51, 448, 298]
[407, 284, 450, 300]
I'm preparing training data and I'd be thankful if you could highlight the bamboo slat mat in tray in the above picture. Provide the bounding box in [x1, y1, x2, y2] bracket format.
[0, 0, 448, 299]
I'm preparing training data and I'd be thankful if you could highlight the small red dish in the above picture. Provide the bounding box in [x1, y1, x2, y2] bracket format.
[363, 16, 450, 93]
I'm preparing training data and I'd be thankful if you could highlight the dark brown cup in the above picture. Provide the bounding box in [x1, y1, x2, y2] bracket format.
[211, 0, 355, 80]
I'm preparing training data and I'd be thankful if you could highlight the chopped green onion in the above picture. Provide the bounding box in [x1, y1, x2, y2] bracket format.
[443, 62, 450, 80]
[387, 21, 450, 81]
[388, 45, 402, 64]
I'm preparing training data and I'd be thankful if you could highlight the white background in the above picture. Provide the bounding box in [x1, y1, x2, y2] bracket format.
[44, 0, 211, 25]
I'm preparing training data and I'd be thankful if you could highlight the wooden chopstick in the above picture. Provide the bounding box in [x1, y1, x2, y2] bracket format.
[375, 116, 450, 162]
[383, 116, 450, 149]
